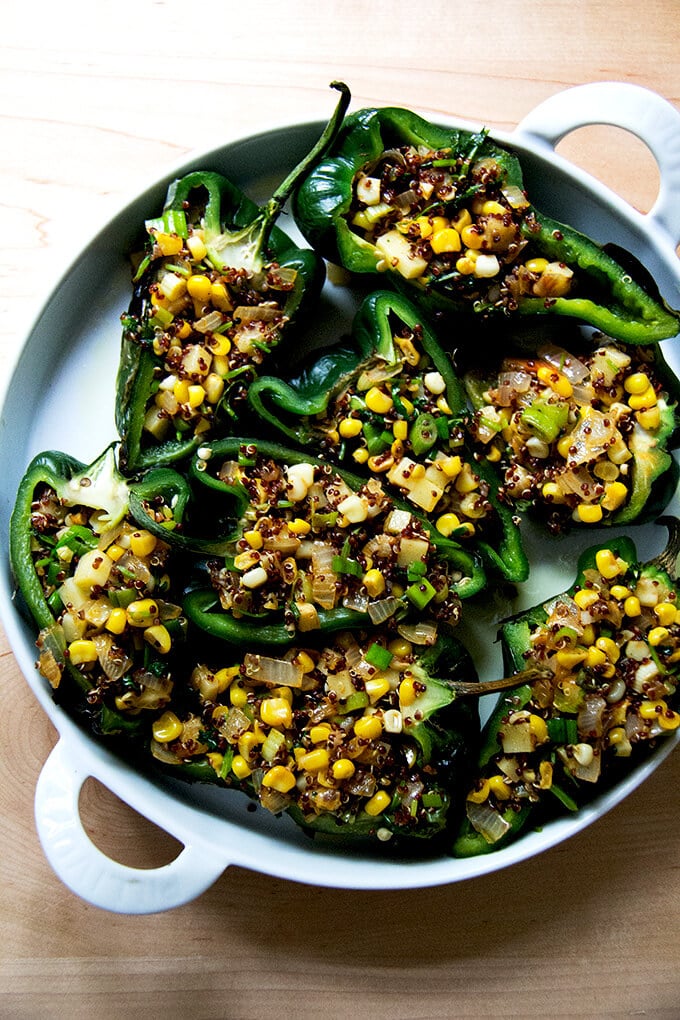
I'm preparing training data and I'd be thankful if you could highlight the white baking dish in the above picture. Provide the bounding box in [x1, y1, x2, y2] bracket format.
[2, 82, 679, 913]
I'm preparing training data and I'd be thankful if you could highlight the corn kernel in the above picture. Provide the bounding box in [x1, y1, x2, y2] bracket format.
[639, 699, 666, 720]
[431, 227, 461, 254]
[596, 636, 620, 663]
[624, 596, 642, 617]
[636, 407, 661, 430]
[542, 481, 561, 500]
[297, 748, 329, 773]
[173, 379, 191, 404]
[156, 232, 183, 256]
[607, 726, 627, 746]
[260, 697, 293, 729]
[648, 626, 670, 647]
[528, 714, 548, 743]
[388, 637, 412, 659]
[129, 530, 157, 558]
[186, 233, 207, 261]
[187, 274, 212, 302]
[610, 585, 631, 600]
[576, 503, 603, 524]
[486, 445, 502, 463]
[451, 208, 472, 232]
[105, 607, 127, 635]
[595, 549, 621, 579]
[354, 715, 383, 741]
[454, 463, 479, 494]
[352, 447, 369, 464]
[365, 386, 393, 414]
[67, 639, 98, 665]
[367, 453, 394, 473]
[654, 602, 677, 627]
[339, 417, 362, 439]
[230, 684, 248, 708]
[144, 624, 172, 655]
[204, 373, 225, 404]
[126, 598, 159, 627]
[658, 711, 680, 731]
[237, 731, 259, 760]
[574, 589, 600, 610]
[288, 518, 311, 536]
[435, 512, 461, 537]
[392, 419, 408, 441]
[332, 758, 356, 780]
[262, 765, 296, 793]
[231, 754, 252, 779]
[365, 677, 391, 704]
[628, 386, 657, 410]
[364, 790, 391, 816]
[399, 677, 417, 707]
[152, 711, 183, 743]
[309, 724, 332, 744]
[466, 779, 490, 803]
[460, 224, 484, 250]
[556, 648, 588, 668]
[209, 334, 232, 357]
[526, 257, 549, 273]
[536, 363, 573, 398]
[210, 281, 232, 312]
[456, 256, 476, 275]
[363, 568, 386, 597]
[487, 774, 512, 800]
[601, 482, 628, 512]
[214, 666, 239, 693]
[243, 529, 263, 550]
[585, 645, 607, 668]
[624, 372, 650, 395]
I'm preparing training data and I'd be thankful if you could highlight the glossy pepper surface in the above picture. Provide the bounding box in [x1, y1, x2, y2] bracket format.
[293, 106, 679, 343]
[182, 437, 486, 647]
[148, 628, 480, 845]
[249, 290, 528, 582]
[9, 446, 190, 735]
[116, 83, 351, 473]
[452, 518, 680, 857]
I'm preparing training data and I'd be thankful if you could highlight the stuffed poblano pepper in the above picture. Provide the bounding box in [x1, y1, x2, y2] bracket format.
[293, 106, 679, 343]
[148, 627, 481, 844]
[116, 82, 351, 473]
[452, 518, 680, 857]
[464, 333, 679, 532]
[9, 446, 189, 735]
[182, 437, 486, 647]
[249, 290, 528, 582]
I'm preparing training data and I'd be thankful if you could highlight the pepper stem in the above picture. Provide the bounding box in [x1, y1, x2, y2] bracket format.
[446, 665, 552, 698]
[650, 516, 680, 581]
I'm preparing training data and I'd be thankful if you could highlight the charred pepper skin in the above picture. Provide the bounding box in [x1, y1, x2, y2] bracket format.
[248, 291, 529, 583]
[181, 436, 487, 647]
[8, 446, 190, 735]
[292, 106, 680, 343]
[452, 524, 680, 858]
[116, 83, 351, 475]
[151, 631, 481, 846]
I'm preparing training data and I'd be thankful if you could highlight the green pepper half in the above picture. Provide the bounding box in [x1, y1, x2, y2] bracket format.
[293, 106, 679, 343]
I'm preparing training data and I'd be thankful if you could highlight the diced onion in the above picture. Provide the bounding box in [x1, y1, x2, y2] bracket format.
[243, 653, 303, 688]
[397, 620, 438, 646]
[367, 596, 402, 625]
[466, 800, 511, 844]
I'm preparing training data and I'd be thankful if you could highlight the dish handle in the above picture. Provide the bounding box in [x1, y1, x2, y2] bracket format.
[514, 81, 680, 248]
[34, 739, 227, 913]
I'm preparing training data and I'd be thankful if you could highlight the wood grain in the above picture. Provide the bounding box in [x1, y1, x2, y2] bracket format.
[2, 0, 680, 1015]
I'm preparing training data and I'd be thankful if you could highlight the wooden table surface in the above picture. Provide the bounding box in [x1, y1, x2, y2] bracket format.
[2, 1, 680, 1016]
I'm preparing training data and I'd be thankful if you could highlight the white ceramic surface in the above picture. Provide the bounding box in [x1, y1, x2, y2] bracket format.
[2, 82, 680, 913]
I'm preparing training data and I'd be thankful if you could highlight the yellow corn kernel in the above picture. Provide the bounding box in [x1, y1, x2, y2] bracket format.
[367, 453, 394, 474]
[230, 684, 248, 708]
[399, 676, 417, 707]
[365, 677, 391, 704]
[126, 598, 159, 627]
[624, 372, 651, 395]
[431, 227, 462, 254]
[607, 726, 627, 747]
[271, 686, 294, 706]
[576, 503, 603, 524]
[654, 602, 677, 627]
[206, 752, 224, 775]
[579, 625, 595, 647]
[129, 530, 157, 558]
[440, 455, 463, 478]
[187, 384, 205, 409]
[595, 549, 622, 579]
[152, 711, 183, 743]
[636, 407, 661, 430]
[639, 699, 666, 720]
[186, 233, 207, 261]
[332, 758, 356, 780]
[586, 645, 607, 668]
[528, 714, 548, 743]
[460, 224, 484, 250]
[309, 724, 332, 744]
[67, 639, 98, 665]
[365, 386, 393, 414]
[610, 585, 631, 600]
[599, 482, 628, 515]
[556, 647, 588, 669]
[243, 529, 263, 549]
[293, 651, 315, 675]
[155, 232, 183, 256]
[487, 774, 512, 800]
[467, 779, 491, 803]
[526, 257, 549, 273]
[454, 463, 479, 494]
[414, 216, 434, 238]
[486, 445, 502, 463]
[596, 636, 620, 663]
[556, 435, 573, 460]
[210, 281, 233, 312]
[259, 697, 293, 729]
[536, 363, 573, 398]
[204, 373, 224, 405]
[262, 765, 296, 793]
[456, 256, 476, 275]
[237, 731, 259, 760]
[214, 666, 239, 693]
[173, 320, 191, 341]
[364, 790, 391, 816]
[648, 626, 670, 647]
[339, 417, 362, 439]
[624, 596, 642, 617]
[392, 419, 408, 441]
[363, 568, 386, 597]
[105, 607, 127, 635]
[574, 589, 599, 610]
[541, 481, 561, 501]
[288, 518, 311, 536]
[658, 710, 680, 731]
[106, 543, 126, 562]
[628, 386, 657, 410]
[187, 274, 212, 302]
[173, 379, 191, 404]
[352, 447, 369, 464]
[435, 512, 461, 537]
[298, 748, 330, 773]
[388, 637, 412, 659]
[209, 333, 232, 357]
[231, 754, 252, 779]
[144, 624, 172, 655]
[451, 208, 472, 232]
[354, 715, 383, 741]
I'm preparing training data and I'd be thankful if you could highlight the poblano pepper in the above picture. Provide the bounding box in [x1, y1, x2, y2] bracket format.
[292, 106, 680, 343]
[116, 82, 351, 473]
[9, 446, 190, 735]
[452, 518, 680, 857]
[248, 290, 528, 582]
[148, 627, 481, 845]
[463, 330, 679, 532]
[181, 437, 486, 647]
